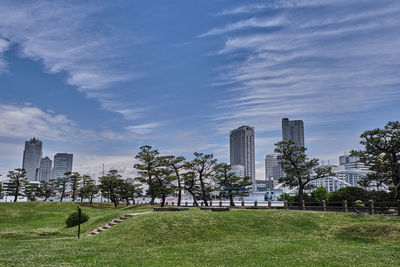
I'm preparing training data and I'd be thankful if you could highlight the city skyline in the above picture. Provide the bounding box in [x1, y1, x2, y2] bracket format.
[1, 1, 400, 180]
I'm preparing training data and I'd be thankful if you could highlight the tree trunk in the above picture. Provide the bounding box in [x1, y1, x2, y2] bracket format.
[150, 195, 155, 205]
[90, 195, 93, 204]
[161, 193, 166, 207]
[125, 197, 130, 206]
[177, 177, 182, 206]
[188, 189, 198, 206]
[199, 176, 208, 206]
[132, 197, 136, 205]
[229, 193, 235, 207]
[13, 193, 18, 202]
[298, 184, 304, 210]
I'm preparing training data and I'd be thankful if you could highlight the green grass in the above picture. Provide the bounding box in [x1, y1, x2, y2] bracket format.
[0, 203, 399, 266]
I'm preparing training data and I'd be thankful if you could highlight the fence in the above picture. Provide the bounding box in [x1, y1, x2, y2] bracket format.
[164, 199, 399, 215]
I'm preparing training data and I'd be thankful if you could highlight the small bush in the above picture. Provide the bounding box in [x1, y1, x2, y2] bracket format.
[66, 211, 89, 227]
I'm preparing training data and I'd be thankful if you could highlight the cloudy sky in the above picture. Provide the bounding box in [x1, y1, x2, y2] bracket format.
[1, 0, 399, 179]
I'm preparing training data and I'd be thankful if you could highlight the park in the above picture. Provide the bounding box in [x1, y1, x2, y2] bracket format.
[0, 201, 400, 266]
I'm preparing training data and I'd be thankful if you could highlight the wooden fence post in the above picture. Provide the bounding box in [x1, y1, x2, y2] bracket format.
[201, 202, 203, 207]
[301, 200, 305, 211]
[268, 200, 272, 209]
[322, 200, 326, 212]
[343, 200, 348, 213]
[254, 200, 258, 207]
[284, 200, 288, 209]
[185, 201, 188, 207]
[369, 200, 374, 215]
[172, 201, 174, 206]
[210, 200, 213, 207]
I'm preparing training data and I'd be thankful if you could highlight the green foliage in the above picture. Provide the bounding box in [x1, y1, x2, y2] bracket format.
[65, 211, 89, 227]
[54, 176, 69, 201]
[274, 141, 333, 204]
[99, 170, 124, 207]
[312, 186, 329, 202]
[214, 163, 252, 206]
[329, 186, 369, 204]
[277, 193, 294, 201]
[24, 183, 40, 201]
[7, 168, 28, 202]
[351, 121, 400, 214]
[38, 180, 56, 201]
[68, 172, 82, 202]
[187, 152, 217, 206]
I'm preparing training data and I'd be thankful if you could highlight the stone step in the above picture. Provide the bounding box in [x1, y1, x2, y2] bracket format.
[119, 216, 128, 220]
[113, 219, 122, 223]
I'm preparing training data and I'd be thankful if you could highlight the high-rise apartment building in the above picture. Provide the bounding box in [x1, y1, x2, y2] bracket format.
[265, 154, 284, 182]
[230, 126, 256, 182]
[53, 153, 73, 178]
[282, 118, 304, 148]
[38, 156, 52, 182]
[22, 138, 43, 181]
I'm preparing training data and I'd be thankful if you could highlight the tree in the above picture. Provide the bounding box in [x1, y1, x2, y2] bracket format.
[54, 176, 69, 201]
[165, 155, 186, 206]
[312, 186, 329, 202]
[134, 145, 160, 205]
[329, 186, 369, 204]
[69, 172, 82, 202]
[188, 152, 217, 206]
[85, 185, 99, 204]
[351, 121, 400, 215]
[124, 182, 143, 205]
[152, 158, 176, 207]
[99, 170, 123, 207]
[182, 170, 201, 206]
[24, 183, 40, 201]
[275, 141, 333, 209]
[38, 180, 56, 201]
[78, 175, 95, 202]
[7, 168, 28, 202]
[214, 163, 252, 206]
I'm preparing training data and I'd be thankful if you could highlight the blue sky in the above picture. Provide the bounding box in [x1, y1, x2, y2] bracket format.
[1, 0, 400, 179]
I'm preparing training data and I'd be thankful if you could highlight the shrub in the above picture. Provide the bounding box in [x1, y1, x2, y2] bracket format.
[66, 211, 89, 227]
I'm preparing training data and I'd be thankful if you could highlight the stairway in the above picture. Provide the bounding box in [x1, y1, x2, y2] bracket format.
[88, 212, 151, 236]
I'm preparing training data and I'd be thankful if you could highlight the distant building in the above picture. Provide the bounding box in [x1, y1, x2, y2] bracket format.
[53, 153, 73, 178]
[339, 154, 367, 170]
[231, 165, 245, 178]
[38, 157, 52, 182]
[265, 154, 284, 185]
[230, 126, 256, 182]
[282, 118, 304, 148]
[22, 138, 43, 181]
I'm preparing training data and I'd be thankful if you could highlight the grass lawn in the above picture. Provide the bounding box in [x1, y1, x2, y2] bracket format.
[0, 202, 399, 266]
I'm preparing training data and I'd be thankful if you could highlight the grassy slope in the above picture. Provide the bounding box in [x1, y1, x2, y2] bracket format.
[0, 204, 400, 266]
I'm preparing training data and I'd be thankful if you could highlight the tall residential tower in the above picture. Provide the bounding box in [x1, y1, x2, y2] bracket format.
[38, 156, 52, 182]
[22, 138, 43, 181]
[52, 153, 73, 178]
[282, 118, 304, 148]
[230, 126, 256, 182]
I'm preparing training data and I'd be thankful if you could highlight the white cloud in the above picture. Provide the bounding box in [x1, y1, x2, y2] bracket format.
[0, 38, 9, 72]
[125, 122, 165, 135]
[207, 1, 400, 136]
[0, 1, 142, 120]
[0, 104, 77, 141]
[200, 16, 285, 37]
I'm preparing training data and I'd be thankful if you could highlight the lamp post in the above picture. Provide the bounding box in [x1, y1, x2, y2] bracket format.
[77, 205, 81, 239]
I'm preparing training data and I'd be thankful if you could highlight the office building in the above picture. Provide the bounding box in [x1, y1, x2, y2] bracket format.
[53, 153, 73, 178]
[22, 138, 43, 181]
[282, 118, 304, 148]
[265, 154, 284, 185]
[231, 165, 245, 178]
[230, 126, 256, 182]
[38, 156, 52, 182]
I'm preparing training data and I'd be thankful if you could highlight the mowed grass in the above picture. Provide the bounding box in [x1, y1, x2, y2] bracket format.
[0, 203, 400, 266]
[0, 202, 150, 240]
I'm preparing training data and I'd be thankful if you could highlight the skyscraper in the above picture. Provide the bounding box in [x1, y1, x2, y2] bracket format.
[230, 126, 256, 182]
[282, 118, 305, 147]
[22, 138, 43, 181]
[53, 153, 73, 178]
[265, 154, 284, 184]
[38, 156, 52, 182]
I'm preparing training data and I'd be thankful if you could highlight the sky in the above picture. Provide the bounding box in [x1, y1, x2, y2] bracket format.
[0, 0, 400, 180]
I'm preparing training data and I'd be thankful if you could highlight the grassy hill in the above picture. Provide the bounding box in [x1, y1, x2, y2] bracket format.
[0, 202, 399, 266]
